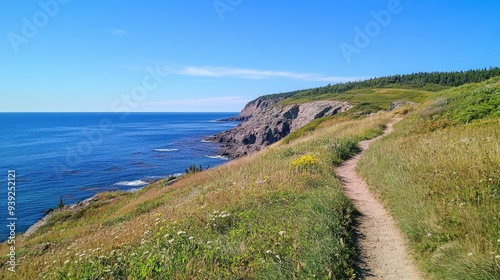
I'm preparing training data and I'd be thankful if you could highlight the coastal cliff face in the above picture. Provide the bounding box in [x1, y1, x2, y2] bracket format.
[207, 98, 353, 158]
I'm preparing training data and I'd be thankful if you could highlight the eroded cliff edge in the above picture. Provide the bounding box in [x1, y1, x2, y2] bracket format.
[206, 98, 353, 158]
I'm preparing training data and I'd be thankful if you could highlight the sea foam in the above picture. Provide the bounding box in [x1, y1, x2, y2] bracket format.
[153, 148, 179, 152]
[205, 155, 229, 160]
[114, 180, 149, 186]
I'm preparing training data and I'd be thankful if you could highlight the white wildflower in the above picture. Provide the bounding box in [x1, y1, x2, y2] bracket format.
[177, 231, 186, 235]
[189, 236, 194, 240]
[64, 260, 70, 265]
[279, 231, 285, 236]
[266, 250, 272, 254]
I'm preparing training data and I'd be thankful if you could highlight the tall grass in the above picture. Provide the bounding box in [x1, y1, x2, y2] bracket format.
[281, 88, 434, 113]
[357, 78, 500, 279]
[0, 113, 390, 279]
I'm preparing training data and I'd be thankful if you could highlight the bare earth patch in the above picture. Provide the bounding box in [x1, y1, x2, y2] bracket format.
[336, 118, 423, 280]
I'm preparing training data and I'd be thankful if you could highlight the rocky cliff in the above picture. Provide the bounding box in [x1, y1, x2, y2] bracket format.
[206, 98, 353, 158]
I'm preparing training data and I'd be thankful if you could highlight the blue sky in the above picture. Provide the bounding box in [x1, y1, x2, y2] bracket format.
[1, 0, 499, 112]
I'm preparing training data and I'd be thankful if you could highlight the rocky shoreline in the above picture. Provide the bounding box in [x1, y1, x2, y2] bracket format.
[205, 98, 353, 159]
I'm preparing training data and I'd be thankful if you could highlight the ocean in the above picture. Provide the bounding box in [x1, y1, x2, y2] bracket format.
[0, 112, 239, 241]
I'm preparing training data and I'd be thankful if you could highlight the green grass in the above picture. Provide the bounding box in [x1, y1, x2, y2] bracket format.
[0, 113, 390, 279]
[281, 88, 434, 113]
[421, 77, 500, 124]
[357, 78, 500, 279]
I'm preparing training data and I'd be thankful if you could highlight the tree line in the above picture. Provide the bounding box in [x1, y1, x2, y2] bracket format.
[260, 67, 500, 101]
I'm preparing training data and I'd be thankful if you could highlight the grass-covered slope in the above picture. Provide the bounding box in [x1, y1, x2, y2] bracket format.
[357, 77, 500, 279]
[259, 67, 500, 102]
[0, 113, 390, 279]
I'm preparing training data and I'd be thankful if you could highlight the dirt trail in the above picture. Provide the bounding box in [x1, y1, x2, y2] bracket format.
[336, 119, 423, 280]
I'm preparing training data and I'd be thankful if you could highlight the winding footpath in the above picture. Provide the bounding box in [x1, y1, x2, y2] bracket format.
[336, 119, 423, 280]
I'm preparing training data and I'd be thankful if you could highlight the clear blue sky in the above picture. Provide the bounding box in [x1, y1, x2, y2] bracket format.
[1, 0, 499, 112]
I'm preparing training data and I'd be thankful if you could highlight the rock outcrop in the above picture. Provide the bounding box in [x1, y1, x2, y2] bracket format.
[206, 98, 352, 158]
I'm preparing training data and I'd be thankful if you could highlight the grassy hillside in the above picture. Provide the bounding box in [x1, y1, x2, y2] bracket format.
[0, 113, 390, 279]
[357, 77, 500, 279]
[258, 67, 500, 102]
[2, 71, 499, 279]
[281, 87, 433, 113]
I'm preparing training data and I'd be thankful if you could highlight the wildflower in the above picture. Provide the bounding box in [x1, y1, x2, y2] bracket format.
[279, 231, 285, 236]
[291, 155, 319, 171]
[64, 260, 70, 265]
[266, 250, 272, 254]
[189, 236, 194, 240]
[177, 231, 186, 235]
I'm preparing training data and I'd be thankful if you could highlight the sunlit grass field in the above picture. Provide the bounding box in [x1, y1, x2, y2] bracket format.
[358, 78, 500, 279]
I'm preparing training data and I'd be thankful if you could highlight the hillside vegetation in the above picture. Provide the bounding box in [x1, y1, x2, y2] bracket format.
[263, 67, 500, 108]
[358, 77, 500, 279]
[0, 113, 390, 279]
[1, 70, 499, 279]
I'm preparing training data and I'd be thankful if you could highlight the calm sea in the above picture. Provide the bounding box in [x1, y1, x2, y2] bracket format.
[0, 112, 238, 241]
